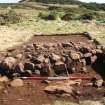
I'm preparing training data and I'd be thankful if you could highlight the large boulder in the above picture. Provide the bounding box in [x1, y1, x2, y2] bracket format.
[84, 53, 92, 58]
[50, 53, 61, 62]
[44, 58, 50, 64]
[91, 55, 97, 64]
[96, 49, 103, 54]
[96, 45, 103, 50]
[44, 81, 74, 94]
[15, 54, 23, 59]
[93, 79, 103, 88]
[79, 47, 90, 54]
[15, 63, 24, 73]
[37, 55, 45, 63]
[31, 55, 45, 64]
[44, 80, 81, 95]
[91, 50, 97, 55]
[62, 42, 73, 48]
[24, 62, 35, 71]
[40, 64, 54, 76]
[80, 59, 86, 66]
[79, 67, 87, 74]
[0, 57, 16, 71]
[70, 51, 80, 60]
[53, 61, 66, 75]
[45, 85, 73, 94]
[10, 78, 24, 87]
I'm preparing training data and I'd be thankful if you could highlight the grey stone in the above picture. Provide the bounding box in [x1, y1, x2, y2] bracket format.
[37, 55, 45, 63]
[80, 59, 86, 66]
[91, 55, 97, 64]
[70, 51, 80, 60]
[24, 62, 34, 71]
[1, 57, 16, 70]
[15, 54, 23, 59]
[62, 42, 73, 47]
[53, 61, 66, 75]
[15, 63, 24, 73]
[84, 53, 92, 58]
[80, 67, 87, 74]
[51, 53, 61, 62]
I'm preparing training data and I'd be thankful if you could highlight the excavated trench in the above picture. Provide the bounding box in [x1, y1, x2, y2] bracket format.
[0, 33, 105, 105]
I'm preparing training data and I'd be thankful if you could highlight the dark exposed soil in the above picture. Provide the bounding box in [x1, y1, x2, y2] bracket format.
[0, 34, 105, 105]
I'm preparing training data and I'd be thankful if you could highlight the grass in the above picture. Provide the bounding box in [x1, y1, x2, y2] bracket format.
[15, 17, 105, 44]
[0, 25, 34, 51]
[43, 100, 103, 105]
[0, 16, 105, 51]
[43, 101, 79, 105]
[0, 6, 104, 51]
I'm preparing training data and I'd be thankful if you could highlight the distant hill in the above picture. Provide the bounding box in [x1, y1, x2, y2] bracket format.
[20, 0, 105, 11]
[20, 0, 82, 4]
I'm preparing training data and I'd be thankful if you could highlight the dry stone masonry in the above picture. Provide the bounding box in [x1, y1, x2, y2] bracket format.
[0, 39, 104, 80]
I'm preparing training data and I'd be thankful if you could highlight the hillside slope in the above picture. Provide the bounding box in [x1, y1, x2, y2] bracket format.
[20, 0, 82, 4]
[20, 0, 105, 11]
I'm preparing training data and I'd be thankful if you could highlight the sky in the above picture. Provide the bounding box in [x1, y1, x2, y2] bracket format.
[0, 0, 105, 3]
[0, 0, 20, 3]
[79, 0, 105, 3]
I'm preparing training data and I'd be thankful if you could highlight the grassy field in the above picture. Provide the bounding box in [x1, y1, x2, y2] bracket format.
[0, 4, 105, 51]
[13, 16, 105, 42]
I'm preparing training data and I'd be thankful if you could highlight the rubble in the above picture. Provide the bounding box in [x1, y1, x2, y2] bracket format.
[0, 34, 104, 101]
[0, 39, 104, 79]
[0, 39, 104, 80]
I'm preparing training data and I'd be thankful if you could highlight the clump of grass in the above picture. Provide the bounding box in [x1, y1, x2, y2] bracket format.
[53, 101, 79, 105]
[61, 13, 77, 21]
[43, 101, 79, 105]
[80, 13, 94, 20]
[0, 9, 21, 25]
[38, 10, 65, 20]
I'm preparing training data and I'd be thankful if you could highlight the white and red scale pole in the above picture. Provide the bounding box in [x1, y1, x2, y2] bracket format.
[20, 76, 92, 80]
